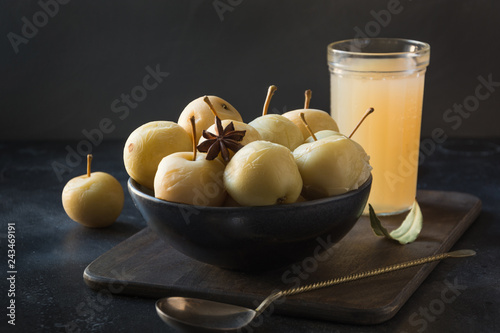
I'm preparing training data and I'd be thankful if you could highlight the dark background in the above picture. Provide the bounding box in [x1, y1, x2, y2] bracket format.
[1, 2, 499, 332]
[1, 0, 499, 142]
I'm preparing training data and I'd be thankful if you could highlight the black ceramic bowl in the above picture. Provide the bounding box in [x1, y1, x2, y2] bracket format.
[128, 175, 371, 271]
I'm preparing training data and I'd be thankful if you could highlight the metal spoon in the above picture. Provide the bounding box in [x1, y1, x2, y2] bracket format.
[156, 249, 475, 332]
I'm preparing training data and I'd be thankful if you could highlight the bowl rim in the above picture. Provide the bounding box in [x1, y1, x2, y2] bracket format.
[128, 174, 372, 212]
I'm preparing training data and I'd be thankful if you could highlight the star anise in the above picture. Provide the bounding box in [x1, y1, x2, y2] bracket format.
[197, 117, 246, 162]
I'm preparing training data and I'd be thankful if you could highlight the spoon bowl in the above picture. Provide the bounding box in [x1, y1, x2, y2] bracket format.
[156, 297, 255, 332]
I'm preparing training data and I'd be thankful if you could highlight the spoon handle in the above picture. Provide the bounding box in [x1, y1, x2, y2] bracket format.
[255, 249, 475, 315]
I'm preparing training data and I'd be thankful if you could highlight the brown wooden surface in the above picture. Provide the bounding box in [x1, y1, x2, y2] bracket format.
[83, 190, 481, 325]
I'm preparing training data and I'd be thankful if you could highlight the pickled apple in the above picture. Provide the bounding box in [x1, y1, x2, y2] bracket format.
[178, 96, 242, 142]
[248, 115, 303, 151]
[154, 152, 226, 206]
[123, 121, 192, 189]
[282, 109, 339, 140]
[224, 141, 302, 206]
[304, 129, 342, 143]
[293, 135, 371, 199]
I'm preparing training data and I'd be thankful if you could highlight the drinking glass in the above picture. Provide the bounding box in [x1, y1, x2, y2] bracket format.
[328, 38, 430, 215]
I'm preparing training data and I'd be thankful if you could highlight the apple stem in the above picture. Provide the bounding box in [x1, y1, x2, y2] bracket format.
[203, 96, 220, 119]
[262, 85, 277, 116]
[304, 89, 312, 109]
[190, 116, 197, 161]
[300, 112, 317, 141]
[87, 154, 92, 177]
[349, 107, 375, 139]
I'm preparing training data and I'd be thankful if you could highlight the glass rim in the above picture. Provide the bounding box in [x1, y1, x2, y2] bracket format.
[328, 38, 430, 58]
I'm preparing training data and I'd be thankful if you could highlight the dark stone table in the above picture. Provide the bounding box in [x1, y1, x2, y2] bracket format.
[1, 138, 499, 332]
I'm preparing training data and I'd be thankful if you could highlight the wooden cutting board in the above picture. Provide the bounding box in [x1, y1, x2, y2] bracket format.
[84, 190, 481, 325]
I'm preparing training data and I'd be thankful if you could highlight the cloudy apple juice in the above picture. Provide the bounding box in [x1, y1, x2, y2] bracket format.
[328, 39, 430, 215]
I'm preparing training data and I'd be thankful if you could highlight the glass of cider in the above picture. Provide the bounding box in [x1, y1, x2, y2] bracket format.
[328, 38, 430, 215]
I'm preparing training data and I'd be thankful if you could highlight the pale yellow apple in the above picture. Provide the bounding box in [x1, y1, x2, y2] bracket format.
[62, 172, 124, 228]
[248, 114, 303, 151]
[124, 121, 192, 190]
[178, 96, 242, 142]
[282, 109, 339, 140]
[198, 120, 262, 162]
[154, 152, 226, 206]
[293, 135, 372, 199]
[224, 140, 303, 206]
[304, 130, 342, 143]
